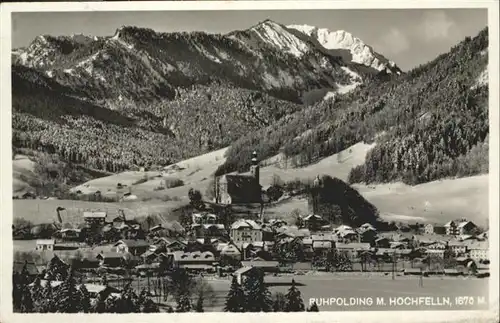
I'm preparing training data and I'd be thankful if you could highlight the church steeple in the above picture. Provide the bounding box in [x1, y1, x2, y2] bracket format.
[313, 175, 322, 188]
[251, 151, 258, 165]
[250, 151, 260, 185]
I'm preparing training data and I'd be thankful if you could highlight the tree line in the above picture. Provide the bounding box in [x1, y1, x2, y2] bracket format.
[216, 28, 489, 186]
[224, 270, 318, 312]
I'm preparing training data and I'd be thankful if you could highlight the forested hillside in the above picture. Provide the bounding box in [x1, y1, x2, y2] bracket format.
[12, 66, 303, 172]
[13, 20, 397, 195]
[216, 28, 489, 186]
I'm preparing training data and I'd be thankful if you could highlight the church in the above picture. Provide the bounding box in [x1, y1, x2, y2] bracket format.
[214, 151, 262, 205]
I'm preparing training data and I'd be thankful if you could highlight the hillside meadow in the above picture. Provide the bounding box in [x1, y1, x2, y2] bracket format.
[13, 142, 489, 228]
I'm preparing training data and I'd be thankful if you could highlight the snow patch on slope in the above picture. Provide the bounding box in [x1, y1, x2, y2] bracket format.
[471, 68, 488, 89]
[192, 43, 222, 64]
[251, 20, 310, 58]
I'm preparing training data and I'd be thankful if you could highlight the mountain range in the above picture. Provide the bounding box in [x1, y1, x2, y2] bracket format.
[11, 19, 488, 197]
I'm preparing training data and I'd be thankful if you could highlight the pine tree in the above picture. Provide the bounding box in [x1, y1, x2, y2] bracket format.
[284, 279, 305, 312]
[138, 289, 159, 313]
[79, 284, 91, 313]
[272, 292, 286, 312]
[119, 283, 140, 313]
[12, 272, 23, 312]
[93, 292, 107, 313]
[54, 266, 80, 313]
[308, 302, 319, 312]
[31, 276, 46, 312]
[40, 278, 56, 313]
[195, 289, 205, 312]
[224, 276, 245, 312]
[243, 269, 272, 312]
[176, 295, 192, 312]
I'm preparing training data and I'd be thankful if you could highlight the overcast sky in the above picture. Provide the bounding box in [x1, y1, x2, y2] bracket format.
[12, 9, 487, 71]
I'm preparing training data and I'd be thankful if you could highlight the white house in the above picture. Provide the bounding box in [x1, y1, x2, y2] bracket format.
[35, 239, 55, 251]
[467, 241, 489, 261]
[230, 220, 262, 244]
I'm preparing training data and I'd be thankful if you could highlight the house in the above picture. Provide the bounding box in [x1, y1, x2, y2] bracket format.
[425, 223, 446, 235]
[233, 266, 258, 285]
[114, 239, 150, 256]
[311, 234, 335, 242]
[337, 229, 358, 242]
[312, 241, 333, 250]
[240, 258, 280, 273]
[83, 211, 107, 226]
[448, 241, 467, 256]
[426, 241, 447, 250]
[230, 219, 262, 244]
[424, 224, 434, 235]
[96, 252, 126, 267]
[445, 220, 477, 236]
[151, 237, 188, 253]
[214, 151, 261, 205]
[467, 241, 489, 261]
[335, 243, 371, 258]
[59, 228, 81, 240]
[201, 224, 226, 238]
[192, 213, 218, 225]
[217, 242, 242, 259]
[425, 249, 445, 258]
[457, 221, 477, 235]
[302, 214, 324, 231]
[359, 223, 376, 231]
[84, 283, 121, 299]
[35, 239, 55, 251]
[170, 251, 216, 271]
[335, 225, 354, 233]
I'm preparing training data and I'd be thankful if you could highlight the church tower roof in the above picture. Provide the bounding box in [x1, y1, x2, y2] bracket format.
[251, 151, 258, 165]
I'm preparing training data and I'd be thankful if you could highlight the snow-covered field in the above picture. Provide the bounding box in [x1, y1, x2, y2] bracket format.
[13, 142, 489, 228]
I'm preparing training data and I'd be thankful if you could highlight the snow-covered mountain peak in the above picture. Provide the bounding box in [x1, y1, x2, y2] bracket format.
[245, 20, 312, 58]
[288, 24, 401, 74]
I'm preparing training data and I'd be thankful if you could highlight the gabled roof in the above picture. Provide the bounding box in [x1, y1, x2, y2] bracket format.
[36, 239, 55, 244]
[96, 252, 126, 259]
[83, 211, 107, 218]
[303, 214, 322, 221]
[311, 234, 335, 241]
[313, 241, 332, 249]
[360, 223, 376, 230]
[171, 251, 216, 262]
[231, 219, 261, 230]
[458, 221, 475, 228]
[336, 243, 371, 250]
[233, 266, 256, 275]
[240, 260, 279, 268]
[202, 224, 225, 230]
[114, 239, 150, 248]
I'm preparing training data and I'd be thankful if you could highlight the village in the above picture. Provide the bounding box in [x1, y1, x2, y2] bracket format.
[12, 152, 490, 312]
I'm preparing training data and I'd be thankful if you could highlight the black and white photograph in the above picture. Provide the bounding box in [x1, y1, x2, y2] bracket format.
[1, 1, 498, 320]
